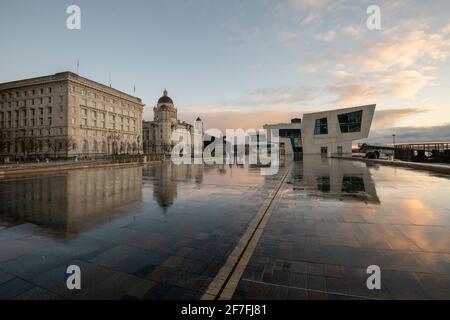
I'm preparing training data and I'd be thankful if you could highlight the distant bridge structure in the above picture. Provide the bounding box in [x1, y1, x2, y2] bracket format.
[359, 142, 450, 163]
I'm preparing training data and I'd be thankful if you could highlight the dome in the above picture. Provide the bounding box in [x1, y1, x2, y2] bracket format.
[158, 89, 173, 104]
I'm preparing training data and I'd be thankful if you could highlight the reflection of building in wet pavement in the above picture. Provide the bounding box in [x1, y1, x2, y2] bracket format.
[143, 163, 204, 210]
[289, 156, 379, 203]
[0, 167, 142, 233]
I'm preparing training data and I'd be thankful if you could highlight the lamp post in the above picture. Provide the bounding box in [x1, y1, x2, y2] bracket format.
[392, 134, 396, 160]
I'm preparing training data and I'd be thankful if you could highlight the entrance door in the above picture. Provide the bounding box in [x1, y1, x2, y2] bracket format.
[320, 146, 328, 156]
[337, 146, 343, 156]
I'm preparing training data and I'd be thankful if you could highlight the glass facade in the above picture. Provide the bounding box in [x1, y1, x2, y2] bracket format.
[314, 117, 328, 135]
[279, 129, 302, 152]
[338, 110, 363, 133]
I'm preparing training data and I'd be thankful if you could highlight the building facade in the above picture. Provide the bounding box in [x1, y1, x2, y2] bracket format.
[263, 104, 376, 158]
[143, 89, 201, 158]
[0, 72, 144, 160]
[302, 104, 376, 156]
[263, 118, 302, 156]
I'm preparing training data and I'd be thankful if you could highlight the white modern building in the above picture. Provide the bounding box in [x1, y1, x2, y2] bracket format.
[263, 118, 302, 156]
[263, 104, 376, 157]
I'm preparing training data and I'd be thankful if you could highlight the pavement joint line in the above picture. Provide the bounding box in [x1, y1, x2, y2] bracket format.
[241, 279, 384, 300]
[201, 163, 293, 300]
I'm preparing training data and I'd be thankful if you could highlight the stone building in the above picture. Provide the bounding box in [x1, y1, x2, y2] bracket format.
[143, 89, 201, 158]
[0, 72, 144, 160]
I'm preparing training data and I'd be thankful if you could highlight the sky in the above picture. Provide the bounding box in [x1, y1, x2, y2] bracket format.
[1, 0, 450, 144]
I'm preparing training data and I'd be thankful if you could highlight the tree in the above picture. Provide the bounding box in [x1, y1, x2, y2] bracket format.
[15, 129, 38, 160]
[59, 136, 77, 159]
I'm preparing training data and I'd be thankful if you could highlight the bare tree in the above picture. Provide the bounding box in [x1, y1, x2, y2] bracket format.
[59, 136, 76, 159]
[47, 139, 67, 159]
[22, 135, 38, 159]
[14, 130, 38, 160]
[0, 128, 6, 156]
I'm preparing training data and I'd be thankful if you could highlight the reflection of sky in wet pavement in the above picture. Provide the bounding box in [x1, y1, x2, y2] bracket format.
[234, 157, 450, 300]
[0, 157, 450, 299]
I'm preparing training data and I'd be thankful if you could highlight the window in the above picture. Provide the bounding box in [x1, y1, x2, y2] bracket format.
[92, 111, 97, 127]
[314, 118, 328, 135]
[338, 110, 363, 133]
[317, 176, 330, 193]
[81, 108, 88, 126]
[342, 176, 365, 193]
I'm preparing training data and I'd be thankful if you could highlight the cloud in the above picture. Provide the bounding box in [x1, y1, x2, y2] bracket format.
[281, 0, 349, 25]
[224, 86, 320, 106]
[328, 83, 380, 105]
[276, 31, 298, 43]
[177, 106, 302, 132]
[341, 25, 364, 40]
[442, 23, 450, 35]
[371, 107, 429, 128]
[314, 30, 336, 42]
[307, 22, 450, 104]
[372, 70, 433, 99]
[328, 69, 353, 79]
[365, 123, 450, 144]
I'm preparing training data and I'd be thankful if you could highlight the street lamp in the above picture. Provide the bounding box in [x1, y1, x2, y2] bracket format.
[392, 134, 396, 160]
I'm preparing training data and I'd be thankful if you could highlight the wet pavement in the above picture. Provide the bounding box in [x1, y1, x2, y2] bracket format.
[0, 157, 450, 299]
[233, 157, 450, 300]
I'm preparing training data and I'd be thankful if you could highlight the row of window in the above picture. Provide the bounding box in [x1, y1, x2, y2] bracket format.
[0, 96, 62, 109]
[0, 128, 64, 138]
[0, 107, 62, 128]
[0, 117, 55, 128]
[314, 110, 363, 135]
[70, 86, 139, 112]
[0, 87, 54, 100]
[77, 108, 137, 132]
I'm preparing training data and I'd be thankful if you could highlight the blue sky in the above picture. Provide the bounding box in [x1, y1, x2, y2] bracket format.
[1, 0, 450, 143]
